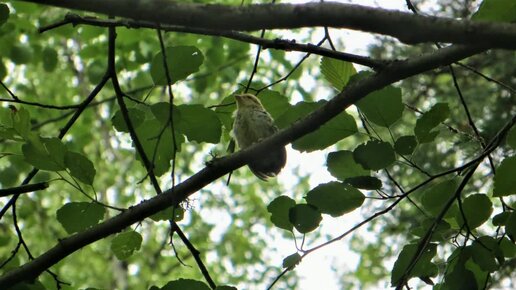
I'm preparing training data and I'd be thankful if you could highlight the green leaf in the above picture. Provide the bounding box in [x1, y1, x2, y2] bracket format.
[470, 241, 498, 272]
[22, 137, 67, 171]
[11, 106, 31, 139]
[215, 286, 238, 290]
[306, 182, 365, 217]
[0, 3, 9, 27]
[353, 140, 396, 170]
[150, 46, 204, 85]
[65, 151, 96, 185]
[150, 102, 181, 124]
[356, 86, 404, 127]
[472, 0, 516, 22]
[257, 90, 290, 120]
[10, 44, 33, 64]
[444, 261, 478, 290]
[282, 253, 301, 269]
[320, 56, 356, 91]
[506, 211, 516, 240]
[326, 150, 369, 180]
[277, 100, 357, 152]
[111, 108, 146, 132]
[289, 204, 322, 233]
[87, 61, 105, 84]
[394, 135, 417, 155]
[506, 125, 516, 149]
[176, 104, 221, 144]
[161, 279, 211, 290]
[456, 194, 492, 229]
[134, 119, 184, 176]
[150, 206, 184, 222]
[267, 196, 295, 231]
[391, 243, 438, 286]
[0, 60, 6, 80]
[42, 47, 58, 72]
[56, 202, 105, 234]
[499, 237, 516, 258]
[493, 155, 516, 196]
[345, 176, 382, 190]
[110, 231, 143, 260]
[411, 219, 452, 242]
[214, 94, 237, 130]
[414, 102, 449, 143]
[421, 179, 459, 216]
[492, 212, 510, 226]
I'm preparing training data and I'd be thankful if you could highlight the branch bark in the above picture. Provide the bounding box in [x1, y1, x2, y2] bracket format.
[22, 0, 516, 48]
[0, 43, 486, 287]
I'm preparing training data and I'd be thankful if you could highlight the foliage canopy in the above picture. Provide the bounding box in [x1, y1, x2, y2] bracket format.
[0, 0, 515, 289]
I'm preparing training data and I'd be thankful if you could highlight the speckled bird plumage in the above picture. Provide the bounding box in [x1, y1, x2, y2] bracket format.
[233, 93, 287, 180]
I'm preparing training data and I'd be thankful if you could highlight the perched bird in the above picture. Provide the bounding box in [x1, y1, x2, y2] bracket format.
[233, 93, 287, 180]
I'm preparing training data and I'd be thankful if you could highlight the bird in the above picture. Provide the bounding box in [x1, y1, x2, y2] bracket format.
[232, 93, 287, 180]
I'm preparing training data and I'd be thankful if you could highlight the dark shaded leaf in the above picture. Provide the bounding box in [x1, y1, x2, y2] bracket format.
[353, 140, 396, 170]
[493, 155, 516, 197]
[150, 46, 204, 85]
[306, 182, 365, 217]
[56, 202, 105, 234]
[267, 196, 295, 231]
[356, 86, 404, 127]
[65, 151, 96, 185]
[289, 204, 322, 233]
[326, 150, 369, 180]
[111, 231, 143, 260]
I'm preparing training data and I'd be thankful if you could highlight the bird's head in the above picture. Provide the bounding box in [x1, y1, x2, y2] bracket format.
[235, 93, 264, 110]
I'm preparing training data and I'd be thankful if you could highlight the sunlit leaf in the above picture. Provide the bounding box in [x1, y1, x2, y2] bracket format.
[320, 56, 356, 91]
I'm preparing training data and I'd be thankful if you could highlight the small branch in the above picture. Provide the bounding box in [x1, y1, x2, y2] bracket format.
[0, 182, 49, 197]
[39, 13, 391, 70]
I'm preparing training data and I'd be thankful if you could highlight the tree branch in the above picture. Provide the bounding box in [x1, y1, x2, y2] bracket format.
[22, 1, 516, 49]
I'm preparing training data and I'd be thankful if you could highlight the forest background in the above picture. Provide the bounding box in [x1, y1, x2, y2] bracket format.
[0, 0, 515, 289]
